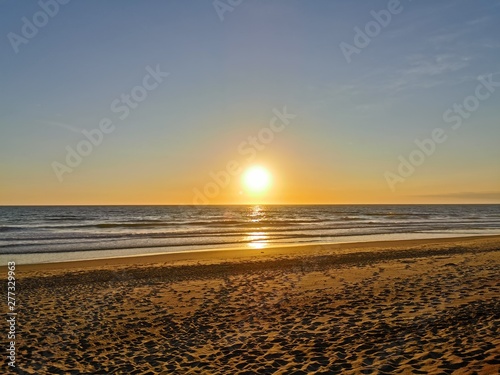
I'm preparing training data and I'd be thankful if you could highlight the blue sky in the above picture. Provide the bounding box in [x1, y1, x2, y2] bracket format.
[1, 0, 499, 204]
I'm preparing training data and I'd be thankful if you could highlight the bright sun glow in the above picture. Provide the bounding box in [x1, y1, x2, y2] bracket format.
[243, 166, 271, 193]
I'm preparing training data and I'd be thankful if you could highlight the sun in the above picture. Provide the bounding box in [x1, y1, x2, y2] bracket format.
[242, 166, 271, 193]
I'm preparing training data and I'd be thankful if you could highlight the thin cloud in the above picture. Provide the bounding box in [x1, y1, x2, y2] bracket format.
[375, 54, 472, 95]
[416, 192, 500, 200]
[465, 15, 491, 26]
[42, 121, 82, 134]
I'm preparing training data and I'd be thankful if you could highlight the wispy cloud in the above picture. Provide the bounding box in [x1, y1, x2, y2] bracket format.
[426, 28, 471, 46]
[371, 53, 472, 96]
[304, 52, 472, 114]
[405, 54, 471, 76]
[465, 15, 491, 26]
[416, 192, 500, 200]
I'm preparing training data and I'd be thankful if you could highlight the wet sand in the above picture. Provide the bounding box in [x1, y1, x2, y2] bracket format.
[2, 236, 500, 374]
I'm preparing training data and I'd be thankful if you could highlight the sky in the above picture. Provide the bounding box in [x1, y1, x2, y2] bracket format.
[0, 0, 499, 205]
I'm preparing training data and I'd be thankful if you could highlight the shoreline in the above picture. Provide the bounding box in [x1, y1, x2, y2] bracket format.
[7, 234, 500, 274]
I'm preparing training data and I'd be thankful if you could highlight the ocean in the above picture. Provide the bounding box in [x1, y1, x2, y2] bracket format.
[1, 205, 499, 264]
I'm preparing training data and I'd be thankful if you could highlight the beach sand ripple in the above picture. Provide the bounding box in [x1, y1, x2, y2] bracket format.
[3, 237, 500, 374]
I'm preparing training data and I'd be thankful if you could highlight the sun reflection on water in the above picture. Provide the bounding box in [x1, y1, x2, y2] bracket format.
[246, 206, 268, 248]
[250, 205, 263, 222]
[246, 231, 268, 249]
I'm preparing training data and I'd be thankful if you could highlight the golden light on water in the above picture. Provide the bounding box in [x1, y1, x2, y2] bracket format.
[246, 206, 268, 249]
[246, 231, 268, 249]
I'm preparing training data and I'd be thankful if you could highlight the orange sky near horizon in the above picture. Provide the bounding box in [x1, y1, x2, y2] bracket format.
[1, 156, 499, 205]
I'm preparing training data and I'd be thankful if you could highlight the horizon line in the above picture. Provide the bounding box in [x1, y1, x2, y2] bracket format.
[1, 203, 500, 207]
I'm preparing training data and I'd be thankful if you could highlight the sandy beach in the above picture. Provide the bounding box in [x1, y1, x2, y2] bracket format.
[3, 236, 500, 374]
